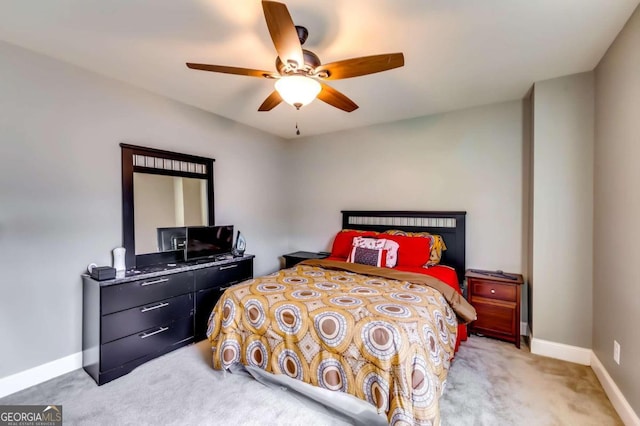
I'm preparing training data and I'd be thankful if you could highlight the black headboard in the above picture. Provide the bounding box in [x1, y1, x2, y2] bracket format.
[341, 211, 467, 283]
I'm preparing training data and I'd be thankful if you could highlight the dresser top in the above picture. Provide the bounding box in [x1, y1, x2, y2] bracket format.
[83, 254, 254, 286]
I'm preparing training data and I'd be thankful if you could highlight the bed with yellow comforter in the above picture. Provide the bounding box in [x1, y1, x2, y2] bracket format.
[207, 259, 476, 425]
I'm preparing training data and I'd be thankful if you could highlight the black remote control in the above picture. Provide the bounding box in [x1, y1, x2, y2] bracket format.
[469, 269, 519, 280]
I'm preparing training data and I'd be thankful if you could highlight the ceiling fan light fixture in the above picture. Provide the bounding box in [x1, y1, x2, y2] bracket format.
[275, 75, 321, 109]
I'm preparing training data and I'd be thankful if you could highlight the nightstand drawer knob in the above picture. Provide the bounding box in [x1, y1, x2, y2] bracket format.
[490, 289, 496, 294]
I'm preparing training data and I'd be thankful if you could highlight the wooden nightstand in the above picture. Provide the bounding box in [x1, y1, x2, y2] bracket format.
[466, 269, 524, 348]
[282, 251, 330, 268]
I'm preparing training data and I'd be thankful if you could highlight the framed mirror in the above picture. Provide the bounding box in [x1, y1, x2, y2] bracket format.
[121, 143, 215, 268]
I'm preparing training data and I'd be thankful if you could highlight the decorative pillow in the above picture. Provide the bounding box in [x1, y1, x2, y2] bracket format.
[347, 246, 387, 267]
[330, 230, 380, 259]
[351, 236, 386, 250]
[384, 230, 447, 267]
[349, 236, 400, 268]
[381, 234, 432, 267]
[381, 239, 400, 268]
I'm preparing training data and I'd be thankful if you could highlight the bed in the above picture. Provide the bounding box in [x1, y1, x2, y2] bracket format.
[207, 211, 475, 425]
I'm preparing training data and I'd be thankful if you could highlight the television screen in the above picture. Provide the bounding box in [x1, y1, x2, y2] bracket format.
[185, 225, 234, 261]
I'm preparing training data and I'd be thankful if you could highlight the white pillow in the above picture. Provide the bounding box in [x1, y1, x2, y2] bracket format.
[349, 236, 399, 268]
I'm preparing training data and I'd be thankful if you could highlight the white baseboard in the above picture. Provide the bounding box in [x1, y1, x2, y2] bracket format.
[501, 332, 637, 425]
[590, 353, 640, 426]
[520, 322, 529, 336]
[0, 352, 82, 399]
[530, 337, 591, 365]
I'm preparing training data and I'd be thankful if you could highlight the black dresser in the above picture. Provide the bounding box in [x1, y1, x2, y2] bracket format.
[82, 255, 253, 385]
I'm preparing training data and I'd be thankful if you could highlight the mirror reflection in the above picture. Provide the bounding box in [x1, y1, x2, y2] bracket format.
[133, 173, 208, 254]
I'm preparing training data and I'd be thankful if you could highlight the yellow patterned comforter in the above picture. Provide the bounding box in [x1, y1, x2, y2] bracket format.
[207, 260, 472, 425]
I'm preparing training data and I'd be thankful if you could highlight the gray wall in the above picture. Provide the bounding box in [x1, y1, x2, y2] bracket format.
[0, 40, 289, 378]
[287, 101, 526, 278]
[594, 3, 640, 413]
[531, 72, 594, 349]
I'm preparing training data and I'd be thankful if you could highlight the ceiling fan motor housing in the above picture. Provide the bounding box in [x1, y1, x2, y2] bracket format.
[276, 49, 323, 76]
[295, 26, 309, 45]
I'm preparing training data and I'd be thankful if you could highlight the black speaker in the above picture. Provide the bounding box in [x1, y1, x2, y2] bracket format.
[91, 266, 116, 281]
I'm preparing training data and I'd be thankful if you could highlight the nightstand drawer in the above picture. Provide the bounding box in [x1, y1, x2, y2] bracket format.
[471, 279, 516, 302]
[472, 300, 517, 336]
[101, 271, 194, 315]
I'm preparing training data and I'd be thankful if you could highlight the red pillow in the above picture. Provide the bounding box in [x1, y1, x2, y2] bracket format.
[330, 230, 380, 259]
[382, 234, 431, 267]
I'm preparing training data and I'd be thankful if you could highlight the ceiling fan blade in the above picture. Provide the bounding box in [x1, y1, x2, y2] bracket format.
[258, 91, 283, 111]
[316, 53, 404, 80]
[317, 83, 359, 112]
[186, 63, 277, 79]
[262, 1, 304, 69]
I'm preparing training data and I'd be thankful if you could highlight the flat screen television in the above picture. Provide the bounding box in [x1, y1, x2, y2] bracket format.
[185, 225, 234, 261]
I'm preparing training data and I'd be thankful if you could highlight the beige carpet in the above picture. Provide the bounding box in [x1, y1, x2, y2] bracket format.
[440, 336, 622, 425]
[0, 336, 622, 425]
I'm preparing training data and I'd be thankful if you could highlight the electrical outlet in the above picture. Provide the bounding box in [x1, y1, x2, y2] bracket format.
[613, 340, 621, 365]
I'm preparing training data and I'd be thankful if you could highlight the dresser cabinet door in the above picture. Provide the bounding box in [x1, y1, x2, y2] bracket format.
[195, 288, 223, 340]
[193, 259, 253, 340]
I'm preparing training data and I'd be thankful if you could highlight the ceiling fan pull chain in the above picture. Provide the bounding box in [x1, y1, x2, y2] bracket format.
[295, 122, 300, 136]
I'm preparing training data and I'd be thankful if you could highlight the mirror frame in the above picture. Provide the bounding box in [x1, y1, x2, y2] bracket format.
[121, 143, 215, 269]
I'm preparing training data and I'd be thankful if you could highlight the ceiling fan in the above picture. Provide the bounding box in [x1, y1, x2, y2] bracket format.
[186, 0, 404, 112]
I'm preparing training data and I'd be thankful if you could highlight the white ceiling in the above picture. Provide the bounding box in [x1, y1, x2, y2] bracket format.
[0, 0, 638, 139]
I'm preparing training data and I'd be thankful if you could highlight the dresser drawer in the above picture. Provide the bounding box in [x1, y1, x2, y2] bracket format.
[101, 271, 194, 315]
[100, 316, 193, 372]
[195, 259, 253, 291]
[101, 293, 194, 344]
[471, 279, 516, 302]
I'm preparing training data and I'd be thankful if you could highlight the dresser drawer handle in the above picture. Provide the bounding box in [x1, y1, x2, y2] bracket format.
[140, 302, 169, 313]
[140, 326, 169, 339]
[141, 278, 169, 287]
[490, 289, 496, 294]
[220, 264, 238, 270]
